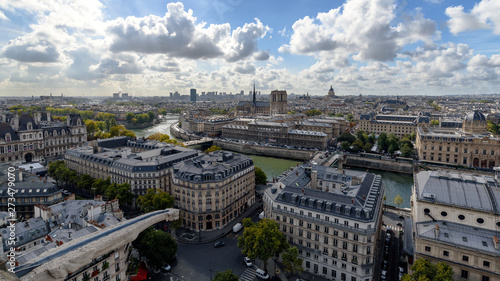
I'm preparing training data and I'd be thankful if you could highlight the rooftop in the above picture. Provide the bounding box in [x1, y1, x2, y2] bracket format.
[414, 170, 500, 214]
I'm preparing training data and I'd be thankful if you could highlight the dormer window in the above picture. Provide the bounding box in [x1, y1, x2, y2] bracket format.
[53, 130, 57, 136]
[27, 122, 32, 130]
[5, 133, 11, 142]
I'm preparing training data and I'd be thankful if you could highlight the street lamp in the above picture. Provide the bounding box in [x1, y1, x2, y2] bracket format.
[208, 268, 213, 281]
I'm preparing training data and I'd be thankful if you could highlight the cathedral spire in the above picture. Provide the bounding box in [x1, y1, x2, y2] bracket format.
[253, 81, 256, 105]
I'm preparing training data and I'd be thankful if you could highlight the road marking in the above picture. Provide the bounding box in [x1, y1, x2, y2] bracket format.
[240, 267, 256, 281]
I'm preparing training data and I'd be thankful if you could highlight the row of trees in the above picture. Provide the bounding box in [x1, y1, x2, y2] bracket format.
[48, 161, 134, 205]
[147, 132, 181, 145]
[125, 111, 155, 125]
[339, 131, 414, 157]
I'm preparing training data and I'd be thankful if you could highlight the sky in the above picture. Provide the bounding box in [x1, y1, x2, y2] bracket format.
[0, 0, 500, 97]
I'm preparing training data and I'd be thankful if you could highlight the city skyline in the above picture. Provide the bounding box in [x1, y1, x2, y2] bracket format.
[1, 0, 500, 97]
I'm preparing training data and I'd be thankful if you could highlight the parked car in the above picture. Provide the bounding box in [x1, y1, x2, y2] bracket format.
[255, 268, 270, 280]
[244, 257, 253, 267]
[214, 241, 225, 248]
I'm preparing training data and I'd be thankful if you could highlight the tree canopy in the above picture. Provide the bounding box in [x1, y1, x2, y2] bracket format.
[137, 188, 175, 213]
[213, 269, 239, 281]
[401, 258, 453, 281]
[303, 109, 322, 116]
[393, 194, 404, 208]
[254, 166, 267, 186]
[133, 228, 177, 269]
[238, 218, 289, 272]
[203, 145, 222, 154]
[282, 246, 303, 274]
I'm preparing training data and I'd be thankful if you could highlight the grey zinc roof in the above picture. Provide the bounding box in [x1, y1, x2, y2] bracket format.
[416, 221, 500, 256]
[173, 151, 253, 183]
[415, 171, 500, 213]
[275, 165, 383, 221]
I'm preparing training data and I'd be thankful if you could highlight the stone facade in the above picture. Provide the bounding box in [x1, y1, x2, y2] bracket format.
[270, 90, 288, 115]
[416, 111, 500, 168]
[222, 121, 329, 149]
[172, 151, 255, 231]
[0, 112, 87, 165]
[64, 137, 198, 196]
[358, 113, 430, 138]
[264, 165, 384, 281]
[411, 170, 500, 281]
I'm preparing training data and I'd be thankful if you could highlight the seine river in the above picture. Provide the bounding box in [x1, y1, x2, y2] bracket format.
[131, 117, 413, 208]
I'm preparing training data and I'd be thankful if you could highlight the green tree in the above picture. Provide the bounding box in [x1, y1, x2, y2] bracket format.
[377, 132, 388, 152]
[338, 132, 356, 144]
[137, 189, 175, 213]
[254, 166, 267, 186]
[78, 174, 95, 191]
[334, 113, 344, 117]
[431, 119, 439, 126]
[48, 160, 66, 187]
[400, 143, 414, 158]
[393, 194, 404, 208]
[105, 183, 134, 205]
[158, 109, 167, 115]
[281, 246, 303, 274]
[487, 120, 498, 134]
[140, 230, 178, 269]
[238, 219, 288, 272]
[85, 119, 98, 137]
[147, 111, 155, 121]
[203, 145, 222, 154]
[402, 258, 453, 281]
[213, 269, 239, 281]
[362, 142, 373, 152]
[346, 113, 354, 122]
[341, 141, 350, 151]
[125, 112, 135, 123]
[303, 109, 322, 116]
[351, 139, 364, 152]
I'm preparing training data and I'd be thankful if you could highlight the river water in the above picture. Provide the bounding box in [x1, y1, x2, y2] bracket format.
[131, 117, 413, 208]
[130, 114, 180, 139]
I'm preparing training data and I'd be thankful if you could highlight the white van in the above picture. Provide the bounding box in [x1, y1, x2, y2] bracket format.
[233, 223, 243, 233]
[259, 211, 264, 220]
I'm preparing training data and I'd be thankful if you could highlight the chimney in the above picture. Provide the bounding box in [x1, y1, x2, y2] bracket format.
[494, 236, 499, 250]
[435, 224, 440, 237]
[351, 198, 354, 204]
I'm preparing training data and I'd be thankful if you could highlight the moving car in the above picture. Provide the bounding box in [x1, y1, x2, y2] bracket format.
[214, 241, 225, 248]
[256, 268, 270, 279]
[233, 223, 243, 233]
[244, 257, 253, 267]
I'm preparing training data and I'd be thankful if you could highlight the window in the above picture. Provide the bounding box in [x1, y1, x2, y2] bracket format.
[353, 234, 358, 241]
[482, 276, 490, 281]
[461, 270, 468, 279]
[462, 255, 469, 262]
[425, 246, 431, 252]
[441, 211, 447, 217]
[458, 214, 465, 220]
[343, 232, 349, 239]
[477, 218, 484, 224]
[443, 250, 449, 257]
[483, 261, 490, 268]
[307, 223, 312, 229]
[324, 227, 329, 234]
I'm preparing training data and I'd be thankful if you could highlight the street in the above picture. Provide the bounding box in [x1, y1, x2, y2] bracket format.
[149, 208, 262, 281]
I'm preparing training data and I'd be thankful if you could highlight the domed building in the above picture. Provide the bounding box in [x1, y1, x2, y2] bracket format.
[462, 110, 487, 134]
[328, 85, 335, 96]
[416, 110, 500, 169]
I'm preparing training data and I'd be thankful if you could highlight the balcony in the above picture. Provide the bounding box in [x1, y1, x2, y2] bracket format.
[273, 207, 376, 235]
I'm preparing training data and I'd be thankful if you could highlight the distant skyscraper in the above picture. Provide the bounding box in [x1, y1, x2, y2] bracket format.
[190, 88, 197, 102]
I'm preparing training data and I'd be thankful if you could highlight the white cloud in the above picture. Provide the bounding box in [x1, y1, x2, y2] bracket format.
[0, 10, 8, 21]
[107, 3, 269, 62]
[446, 0, 500, 34]
[280, 0, 438, 63]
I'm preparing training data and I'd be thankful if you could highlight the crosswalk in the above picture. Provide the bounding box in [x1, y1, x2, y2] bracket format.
[240, 267, 256, 281]
[384, 224, 403, 232]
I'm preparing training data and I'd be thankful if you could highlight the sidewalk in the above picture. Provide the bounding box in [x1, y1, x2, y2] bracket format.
[174, 201, 262, 244]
